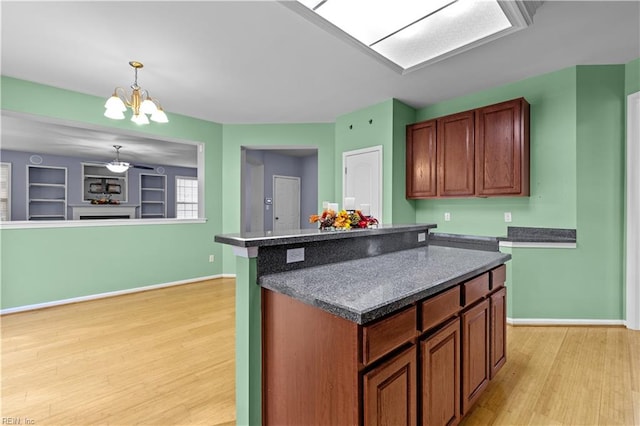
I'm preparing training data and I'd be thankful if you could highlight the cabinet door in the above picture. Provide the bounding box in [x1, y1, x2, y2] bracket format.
[437, 111, 475, 197]
[490, 287, 507, 378]
[364, 345, 417, 426]
[475, 98, 529, 196]
[461, 299, 489, 415]
[421, 318, 460, 426]
[406, 121, 437, 198]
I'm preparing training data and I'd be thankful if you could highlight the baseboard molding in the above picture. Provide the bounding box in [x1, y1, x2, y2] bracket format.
[507, 317, 625, 326]
[221, 273, 237, 278]
[1, 274, 227, 315]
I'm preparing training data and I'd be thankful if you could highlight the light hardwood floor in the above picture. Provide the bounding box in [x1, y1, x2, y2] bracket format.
[2, 279, 639, 425]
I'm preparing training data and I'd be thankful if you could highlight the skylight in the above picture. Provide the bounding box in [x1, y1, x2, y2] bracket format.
[293, 0, 541, 73]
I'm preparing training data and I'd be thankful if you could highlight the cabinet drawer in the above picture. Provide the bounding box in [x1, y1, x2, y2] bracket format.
[420, 286, 461, 332]
[490, 264, 506, 290]
[462, 273, 490, 307]
[362, 306, 417, 365]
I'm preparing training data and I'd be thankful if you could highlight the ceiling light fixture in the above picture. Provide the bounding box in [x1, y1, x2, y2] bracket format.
[105, 145, 130, 173]
[289, 0, 543, 73]
[104, 61, 169, 125]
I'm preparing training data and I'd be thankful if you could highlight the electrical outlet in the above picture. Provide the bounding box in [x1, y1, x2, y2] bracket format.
[209, 254, 215, 263]
[444, 212, 451, 222]
[286, 248, 305, 263]
[504, 212, 512, 223]
[418, 232, 426, 242]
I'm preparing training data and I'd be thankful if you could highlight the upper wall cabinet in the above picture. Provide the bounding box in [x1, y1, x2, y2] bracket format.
[475, 98, 530, 196]
[406, 120, 437, 198]
[406, 97, 530, 199]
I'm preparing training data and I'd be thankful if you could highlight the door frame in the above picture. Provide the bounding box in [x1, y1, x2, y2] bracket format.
[626, 91, 640, 330]
[342, 145, 383, 223]
[272, 174, 300, 231]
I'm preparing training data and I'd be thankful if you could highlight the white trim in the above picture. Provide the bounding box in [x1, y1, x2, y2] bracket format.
[232, 246, 259, 258]
[499, 241, 576, 249]
[626, 91, 640, 330]
[0, 274, 226, 315]
[0, 217, 207, 229]
[507, 317, 625, 326]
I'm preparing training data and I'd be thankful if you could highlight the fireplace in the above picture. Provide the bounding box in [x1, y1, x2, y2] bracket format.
[71, 205, 138, 220]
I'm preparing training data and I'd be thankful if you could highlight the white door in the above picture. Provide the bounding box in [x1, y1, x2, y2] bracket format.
[273, 175, 300, 231]
[343, 146, 383, 222]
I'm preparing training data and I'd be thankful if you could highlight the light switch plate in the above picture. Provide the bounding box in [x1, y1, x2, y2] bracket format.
[418, 232, 426, 242]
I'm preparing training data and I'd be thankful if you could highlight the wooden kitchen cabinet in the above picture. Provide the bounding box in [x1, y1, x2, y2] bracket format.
[406, 120, 437, 198]
[406, 97, 529, 199]
[421, 318, 461, 426]
[262, 264, 508, 426]
[438, 111, 475, 197]
[461, 298, 490, 415]
[364, 346, 417, 426]
[490, 286, 507, 378]
[475, 98, 530, 196]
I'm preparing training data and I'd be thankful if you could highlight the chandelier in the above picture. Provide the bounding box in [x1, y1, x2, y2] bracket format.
[104, 61, 168, 125]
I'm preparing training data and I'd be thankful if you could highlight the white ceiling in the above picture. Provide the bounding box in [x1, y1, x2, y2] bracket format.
[0, 1, 639, 165]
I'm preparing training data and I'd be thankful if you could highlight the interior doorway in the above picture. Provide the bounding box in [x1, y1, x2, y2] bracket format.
[240, 147, 317, 233]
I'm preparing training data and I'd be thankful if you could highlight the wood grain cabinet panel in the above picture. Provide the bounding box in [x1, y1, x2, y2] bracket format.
[438, 111, 475, 197]
[406, 120, 437, 198]
[475, 98, 530, 196]
[421, 318, 461, 426]
[461, 273, 490, 307]
[363, 305, 417, 365]
[461, 299, 490, 415]
[490, 287, 507, 378]
[364, 346, 417, 426]
[421, 286, 461, 332]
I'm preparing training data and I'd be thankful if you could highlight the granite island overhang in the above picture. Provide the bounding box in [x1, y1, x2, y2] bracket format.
[214, 224, 511, 425]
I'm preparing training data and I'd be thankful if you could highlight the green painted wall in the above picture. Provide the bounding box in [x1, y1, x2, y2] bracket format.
[0, 76, 224, 309]
[625, 57, 640, 95]
[391, 99, 418, 225]
[220, 123, 335, 272]
[414, 67, 577, 235]
[334, 99, 416, 224]
[412, 65, 627, 320]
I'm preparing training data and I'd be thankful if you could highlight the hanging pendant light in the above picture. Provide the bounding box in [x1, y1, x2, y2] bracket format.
[104, 61, 169, 124]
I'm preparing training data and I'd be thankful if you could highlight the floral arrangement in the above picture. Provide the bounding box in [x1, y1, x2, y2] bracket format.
[309, 209, 378, 230]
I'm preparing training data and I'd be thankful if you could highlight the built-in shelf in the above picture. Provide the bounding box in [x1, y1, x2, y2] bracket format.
[27, 165, 67, 220]
[140, 174, 166, 218]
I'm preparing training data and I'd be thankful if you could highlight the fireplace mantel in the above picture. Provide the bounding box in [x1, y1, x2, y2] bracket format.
[71, 205, 138, 220]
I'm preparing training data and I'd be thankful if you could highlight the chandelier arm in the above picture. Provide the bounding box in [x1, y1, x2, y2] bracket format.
[113, 87, 132, 107]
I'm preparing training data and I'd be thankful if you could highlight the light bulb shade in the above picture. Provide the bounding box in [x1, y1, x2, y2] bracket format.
[150, 108, 169, 123]
[104, 95, 126, 111]
[105, 161, 130, 173]
[104, 108, 126, 120]
[140, 98, 158, 115]
[131, 113, 150, 125]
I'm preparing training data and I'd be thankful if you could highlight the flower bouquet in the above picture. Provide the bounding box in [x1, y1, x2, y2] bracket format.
[309, 209, 378, 230]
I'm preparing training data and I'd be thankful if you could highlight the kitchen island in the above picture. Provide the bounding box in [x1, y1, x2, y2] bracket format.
[215, 224, 510, 425]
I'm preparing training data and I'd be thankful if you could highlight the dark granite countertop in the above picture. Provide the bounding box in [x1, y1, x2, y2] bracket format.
[259, 245, 510, 325]
[499, 226, 576, 243]
[215, 223, 437, 248]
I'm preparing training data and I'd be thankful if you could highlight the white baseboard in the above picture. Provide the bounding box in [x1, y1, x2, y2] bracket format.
[221, 273, 237, 278]
[1, 274, 228, 315]
[507, 317, 625, 326]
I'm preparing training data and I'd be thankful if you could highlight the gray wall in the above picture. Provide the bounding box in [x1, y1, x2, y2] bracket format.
[0, 149, 196, 220]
